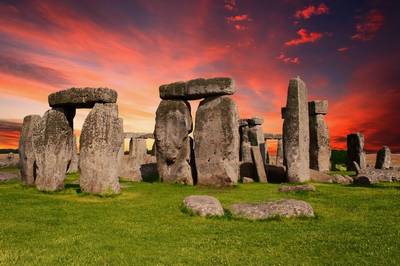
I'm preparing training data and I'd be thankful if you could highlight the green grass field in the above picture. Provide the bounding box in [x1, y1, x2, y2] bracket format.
[0, 170, 399, 265]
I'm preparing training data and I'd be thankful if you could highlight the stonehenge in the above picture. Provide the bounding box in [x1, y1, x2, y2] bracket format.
[309, 100, 331, 172]
[155, 77, 239, 187]
[347, 133, 367, 171]
[282, 77, 310, 182]
[19, 115, 41, 185]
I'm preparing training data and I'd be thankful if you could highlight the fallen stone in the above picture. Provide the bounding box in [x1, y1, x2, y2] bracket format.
[331, 174, 353, 184]
[353, 175, 378, 185]
[80, 103, 123, 194]
[155, 100, 193, 185]
[278, 184, 316, 192]
[251, 146, 267, 183]
[182, 195, 224, 217]
[0, 172, 20, 181]
[309, 169, 334, 183]
[229, 199, 314, 220]
[160, 77, 235, 100]
[48, 87, 117, 108]
[32, 109, 73, 191]
[282, 77, 310, 182]
[18, 115, 41, 185]
[375, 146, 391, 169]
[194, 96, 239, 186]
[347, 133, 366, 171]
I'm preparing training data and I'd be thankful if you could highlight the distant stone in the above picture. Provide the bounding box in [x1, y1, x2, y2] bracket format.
[79, 103, 123, 194]
[308, 100, 328, 115]
[331, 174, 353, 184]
[183, 195, 224, 217]
[119, 138, 148, 182]
[309, 169, 334, 183]
[67, 135, 79, 173]
[229, 199, 314, 220]
[32, 109, 73, 191]
[159, 77, 235, 100]
[278, 184, 316, 192]
[19, 115, 41, 185]
[48, 87, 117, 108]
[239, 119, 248, 127]
[194, 96, 239, 186]
[155, 100, 193, 185]
[264, 133, 282, 140]
[242, 177, 254, 183]
[276, 139, 284, 166]
[375, 146, 391, 169]
[347, 133, 366, 171]
[247, 117, 264, 126]
[282, 77, 310, 182]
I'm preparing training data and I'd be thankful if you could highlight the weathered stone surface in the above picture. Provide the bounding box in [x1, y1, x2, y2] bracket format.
[80, 103, 123, 194]
[248, 121, 266, 164]
[0, 172, 19, 181]
[48, 87, 117, 108]
[160, 77, 235, 100]
[119, 138, 147, 181]
[375, 146, 391, 169]
[347, 133, 366, 171]
[278, 184, 316, 192]
[251, 146, 267, 183]
[355, 165, 400, 183]
[229, 199, 314, 220]
[242, 177, 254, 183]
[32, 110, 73, 191]
[155, 100, 193, 185]
[264, 133, 282, 140]
[67, 135, 79, 173]
[124, 132, 154, 139]
[276, 139, 284, 166]
[182, 195, 224, 217]
[308, 100, 328, 115]
[239, 119, 248, 127]
[239, 122, 252, 163]
[310, 169, 334, 183]
[331, 174, 353, 184]
[19, 115, 41, 185]
[194, 96, 239, 186]
[282, 77, 310, 182]
[309, 109, 330, 172]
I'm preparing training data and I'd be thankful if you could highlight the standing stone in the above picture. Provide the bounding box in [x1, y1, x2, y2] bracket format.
[309, 100, 331, 172]
[67, 135, 79, 173]
[194, 96, 239, 186]
[347, 133, 366, 171]
[119, 138, 147, 181]
[32, 110, 73, 191]
[239, 119, 252, 163]
[251, 146, 267, 183]
[19, 115, 41, 185]
[265, 140, 270, 165]
[248, 117, 266, 164]
[80, 103, 123, 194]
[154, 100, 193, 185]
[282, 77, 310, 182]
[276, 139, 284, 166]
[375, 146, 391, 169]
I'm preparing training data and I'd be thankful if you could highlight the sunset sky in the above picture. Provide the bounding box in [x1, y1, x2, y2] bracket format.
[0, 0, 399, 152]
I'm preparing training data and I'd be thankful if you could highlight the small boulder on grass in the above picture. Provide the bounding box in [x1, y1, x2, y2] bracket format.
[229, 199, 314, 220]
[353, 175, 378, 185]
[278, 184, 315, 192]
[182, 195, 224, 217]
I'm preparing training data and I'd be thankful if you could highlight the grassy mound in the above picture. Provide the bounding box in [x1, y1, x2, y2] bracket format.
[0, 170, 399, 265]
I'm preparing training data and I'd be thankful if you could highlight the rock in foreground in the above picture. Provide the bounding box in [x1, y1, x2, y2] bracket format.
[229, 199, 314, 220]
[182, 195, 224, 217]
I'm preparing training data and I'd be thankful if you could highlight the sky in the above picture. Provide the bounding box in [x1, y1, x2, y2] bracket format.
[0, 0, 399, 153]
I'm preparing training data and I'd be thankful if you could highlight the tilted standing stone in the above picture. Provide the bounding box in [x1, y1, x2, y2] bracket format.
[119, 138, 147, 181]
[251, 146, 267, 183]
[80, 103, 123, 194]
[282, 77, 310, 182]
[309, 100, 331, 172]
[375, 146, 391, 169]
[32, 110, 73, 191]
[154, 100, 193, 185]
[19, 115, 41, 185]
[346, 133, 366, 171]
[194, 96, 239, 186]
[67, 135, 79, 173]
[247, 117, 266, 164]
[276, 139, 284, 166]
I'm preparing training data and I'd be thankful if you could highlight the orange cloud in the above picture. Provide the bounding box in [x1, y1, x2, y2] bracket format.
[295, 3, 329, 20]
[226, 14, 252, 23]
[285, 28, 323, 46]
[352, 9, 384, 41]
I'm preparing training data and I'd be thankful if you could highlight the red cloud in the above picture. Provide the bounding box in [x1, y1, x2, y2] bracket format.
[295, 3, 329, 19]
[226, 14, 252, 23]
[352, 9, 384, 41]
[285, 28, 323, 46]
[337, 47, 349, 52]
[224, 0, 236, 11]
[234, 24, 247, 31]
[276, 53, 300, 64]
